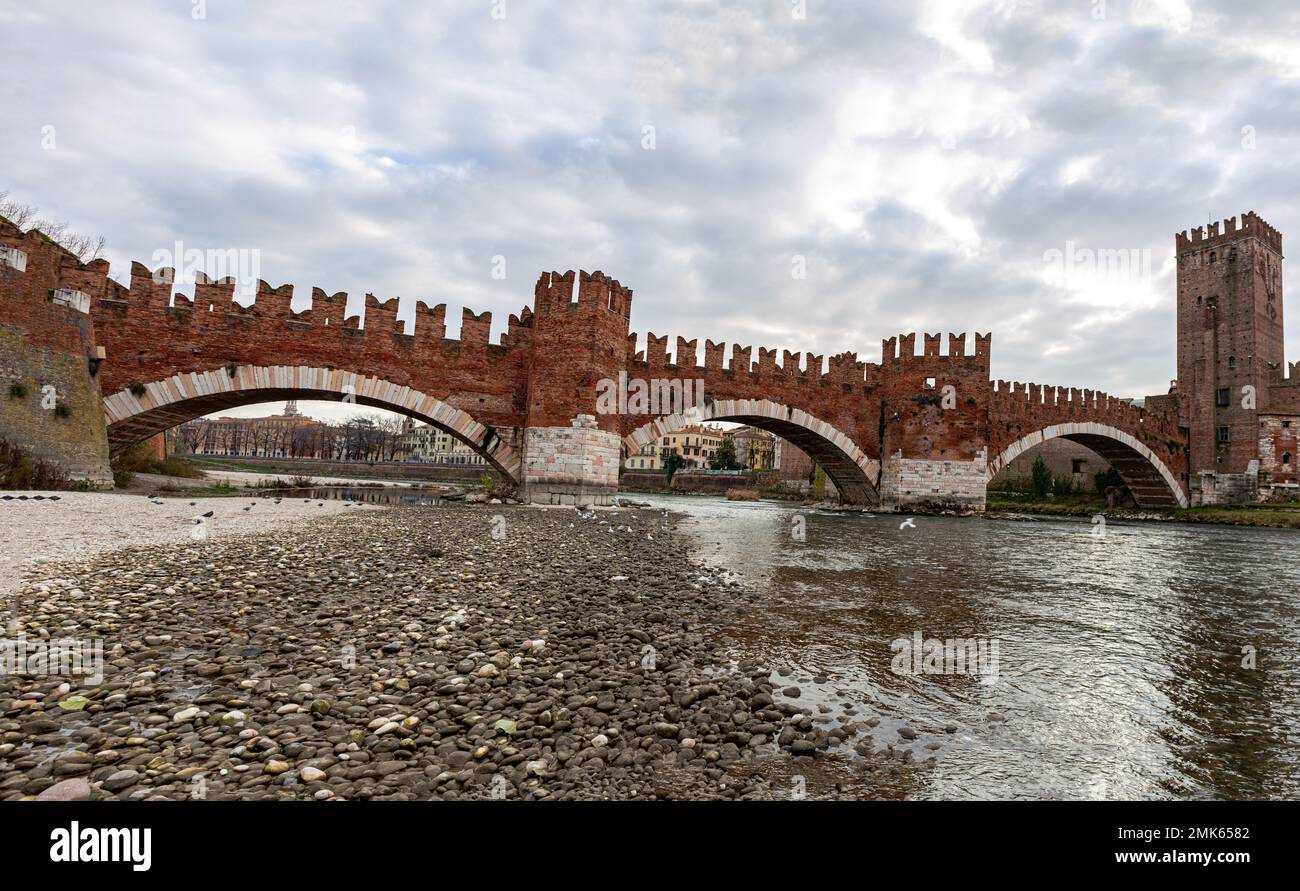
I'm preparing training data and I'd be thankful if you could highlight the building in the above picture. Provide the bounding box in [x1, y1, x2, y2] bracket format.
[401, 424, 487, 465]
[177, 403, 415, 462]
[988, 438, 1110, 492]
[634, 423, 727, 469]
[625, 440, 661, 470]
[178, 402, 318, 458]
[731, 425, 776, 470]
[774, 438, 816, 480]
[1175, 212, 1300, 502]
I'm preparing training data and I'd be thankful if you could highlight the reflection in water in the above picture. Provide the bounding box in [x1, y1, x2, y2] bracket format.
[641, 494, 1300, 800]
[270, 486, 449, 507]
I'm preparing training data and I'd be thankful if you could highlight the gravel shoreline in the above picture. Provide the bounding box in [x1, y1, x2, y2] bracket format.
[0, 502, 909, 800]
[0, 491, 370, 602]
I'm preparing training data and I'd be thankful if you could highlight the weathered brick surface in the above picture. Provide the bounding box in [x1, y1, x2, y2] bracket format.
[0, 220, 111, 484]
[1258, 414, 1298, 493]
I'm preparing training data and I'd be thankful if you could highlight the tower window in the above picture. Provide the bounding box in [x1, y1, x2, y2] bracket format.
[1216, 388, 1230, 406]
[1209, 251, 1217, 264]
[1284, 452, 1292, 466]
[1217, 426, 1230, 444]
[1228, 356, 1236, 369]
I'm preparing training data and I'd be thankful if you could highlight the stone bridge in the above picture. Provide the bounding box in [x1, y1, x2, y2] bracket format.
[0, 219, 1189, 508]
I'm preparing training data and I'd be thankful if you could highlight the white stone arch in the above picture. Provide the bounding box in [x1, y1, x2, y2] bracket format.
[988, 421, 1187, 508]
[102, 364, 522, 483]
[622, 398, 880, 504]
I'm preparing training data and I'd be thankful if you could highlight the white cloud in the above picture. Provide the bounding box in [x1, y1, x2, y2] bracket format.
[1, 0, 1297, 403]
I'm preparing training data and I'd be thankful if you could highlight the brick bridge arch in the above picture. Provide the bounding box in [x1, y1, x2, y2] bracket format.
[988, 422, 1188, 508]
[622, 399, 881, 504]
[103, 364, 523, 482]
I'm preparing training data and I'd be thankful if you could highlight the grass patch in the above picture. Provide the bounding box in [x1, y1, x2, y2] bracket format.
[986, 495, 1300, 529]
[111, 442, 207, 487]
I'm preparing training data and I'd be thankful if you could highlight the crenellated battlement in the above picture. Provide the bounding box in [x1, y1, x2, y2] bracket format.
[1271, 360, 1300, 387]
[0, 222, 538, 352]
[988, 378, 1182, 436]
[532, 269, 634, 321]
[1176, 210, 1282, 256]
[882, 331, 991, 363]
[627, 330, 860, 381]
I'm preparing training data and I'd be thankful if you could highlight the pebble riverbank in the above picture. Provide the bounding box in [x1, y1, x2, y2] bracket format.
[0, 491, 367, 601]
[0, 503, 914, 800]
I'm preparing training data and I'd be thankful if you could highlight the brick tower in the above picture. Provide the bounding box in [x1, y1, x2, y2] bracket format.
[1175, 211, 1284, 503]
[520, 270, 634, 505]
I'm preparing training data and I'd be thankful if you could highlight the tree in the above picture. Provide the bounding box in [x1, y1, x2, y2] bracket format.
[0, 191, 106, 263]
[1031, 456, 1052, 497]
[1094, 466, 1124, 496]
[663, 451, 685, 481]
[710, 437, 741, 470]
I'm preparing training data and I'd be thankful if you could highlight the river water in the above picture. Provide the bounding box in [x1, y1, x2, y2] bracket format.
[638, 494, 1300, 800]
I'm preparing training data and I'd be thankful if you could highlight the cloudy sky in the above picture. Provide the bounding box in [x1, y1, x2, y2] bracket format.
[2, 0, 1297, 423]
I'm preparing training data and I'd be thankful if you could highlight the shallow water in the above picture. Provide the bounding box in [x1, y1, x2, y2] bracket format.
[269, 486, 448, 507]
[640, 494, 1300, 800]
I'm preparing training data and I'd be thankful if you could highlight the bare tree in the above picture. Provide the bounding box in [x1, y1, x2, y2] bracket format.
[0, 191, 106, 263]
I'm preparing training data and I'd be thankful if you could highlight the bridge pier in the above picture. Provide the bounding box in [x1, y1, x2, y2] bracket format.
[522, 414, 621, 507]
[878, 450, 989, 512]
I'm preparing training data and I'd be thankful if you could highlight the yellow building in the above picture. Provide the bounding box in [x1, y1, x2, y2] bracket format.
[648, 423, 727, 468]
[731, 425, 776, 470]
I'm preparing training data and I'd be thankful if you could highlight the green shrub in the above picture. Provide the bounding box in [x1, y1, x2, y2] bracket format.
[1031, 457, 1052, 497]
[1094, 467, 1124, 496]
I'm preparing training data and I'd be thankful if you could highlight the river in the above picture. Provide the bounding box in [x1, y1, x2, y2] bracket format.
[638, 494, 1300, 800]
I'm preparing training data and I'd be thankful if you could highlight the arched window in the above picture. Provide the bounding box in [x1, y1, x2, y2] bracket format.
[1284, 452, 1293, 466]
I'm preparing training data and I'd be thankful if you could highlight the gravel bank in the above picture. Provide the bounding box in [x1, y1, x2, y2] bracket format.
[0, 503, 907, 800]
[0, 491, 370, 601]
